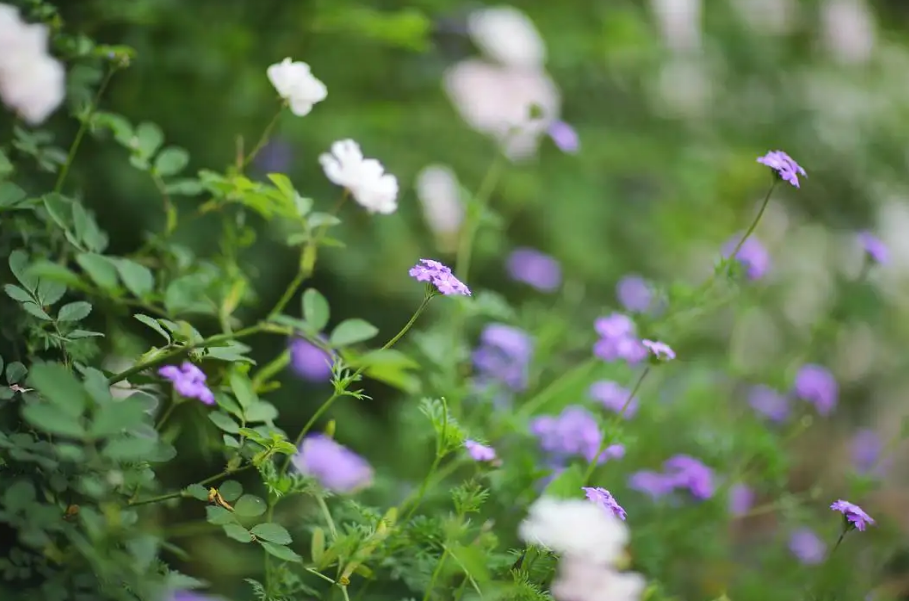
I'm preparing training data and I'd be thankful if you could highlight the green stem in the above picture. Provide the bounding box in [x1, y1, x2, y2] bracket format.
[270, 266, 307, 319]
[242, 106, 285, 169]
[403, 397, 448, 522]
[582, 366, 650, 485]
[726, 181, 777, 265]
[316, 494, 339, 541]
[154, 394, 180, 431]
[455, 152, 506, 282]
[422, 548, 449, 601]
[55, 68, 115, 193]
[128, 465, 252, 506]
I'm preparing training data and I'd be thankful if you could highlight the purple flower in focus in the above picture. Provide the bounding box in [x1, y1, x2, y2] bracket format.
[789, 528, 827, 564]
[593, 313, 647, 364]
[664, 454, 715, 500]
[290, 338, 333, 382]
[583, 487, 626, 520]
[409, 259, 471, 296]
[530, 406, 622, 464]
[506, 247, 562, 292]
[643, 340, 675, 361]
[757, 150, 807, 188]
[794, 364, 838, 416]
[858, 231, 889, 265]
[723, 236, 770, 280]
[158, 362, 215, 405]
[628, 470, 675, 499]
[616, 275, 653, 312]
[472, 324, 533, 395]
[728, 483, 754, 517]
[852, 429, 888, 475]
[291, 434, 374, 493]
[830, 499, 875, 531]
[589, 380, 638, 418]
[748, 385, 790, 423]
[548, 120, 579, 153]
[465, 439, 497, 462]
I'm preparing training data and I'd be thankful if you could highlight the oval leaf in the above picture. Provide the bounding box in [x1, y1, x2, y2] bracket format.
[329, 319, 379, 347]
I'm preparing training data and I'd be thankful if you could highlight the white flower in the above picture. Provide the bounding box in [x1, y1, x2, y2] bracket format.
[266, 57, 327, 117]
[319, 139, 398, 215]
[552, 559, 646, 601]
[649, 0, 702, 53]
[821, 0, 875, 65]
[518, 497, 628, 564]
[467, 5, 545, 69]
[415, 164, 464, 236]
[0, 4, 65, 125]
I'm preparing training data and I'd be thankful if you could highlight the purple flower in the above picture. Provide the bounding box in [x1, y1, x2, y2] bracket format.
[830, 499, 875, 531]
[723, 236, 770, 280]
[530, 406, 621, 464]
[789, 528, 827, 564]
[409, 259, 471, 296]
[728, 483, 754, 517]
[291, 434, 374, 493]
[548, 120, 579, 154]
[505, 248, 562, 292]
[628, 470, 675, 499]
[465, 439, 497, 462]
[472, 324, 533, 394]
[589, 380, 638, 418]
[254, 138, 293, 174]
[290, 338, 333, 382]
[757, 150, 807, 188]
[852, 429, 888, 475]
[794, 364, 838, 416]
[616, 275, 653, 313]
[748, 385, 790, 423]
[158, 362, 215, 405]
[594, 313, 636, 338]
[582, 487, 626, 520]
[593, 313, 647, 364]
[643, 340, 675, 361]
[858, 231, 888, 265]
[664, 454, 715, 500]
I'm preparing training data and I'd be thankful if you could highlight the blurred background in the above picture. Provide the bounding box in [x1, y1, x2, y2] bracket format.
[10, 0, 909, 598]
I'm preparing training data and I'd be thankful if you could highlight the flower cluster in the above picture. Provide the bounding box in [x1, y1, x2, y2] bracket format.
[0, 4, 65, 124]
[158, 362, 215, 405]
[320, 139, 399, 214]
[748, 364, 838, 422]
[266, 57, 327, 116]
[757, 150, 807, 188]
[530, 406, 624, 465]
[506, 247, 562, 292]
[519, 497, 645, 601]
[408, 259, 471, 296]
[629, 454, 715, 501]
[291, 434, 374, 493]
[472, 323, 533, 404]
[465, 439, 497, 462]
[593, 313, 647, 364]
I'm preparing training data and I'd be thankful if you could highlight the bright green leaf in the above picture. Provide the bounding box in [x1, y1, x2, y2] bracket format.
[233, 494, 266, 517]
[57, 301, 92, 322]
[302, 289, 330, 331]
[0, 182, 26, 208]
[244, 402, 277, 424]
[135, 122, 164, 157]
[154, 147, 190, 177]
[329, 318, 379, 347]
[250, 523, 292, 545]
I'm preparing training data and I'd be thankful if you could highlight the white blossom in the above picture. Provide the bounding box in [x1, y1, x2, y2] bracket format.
[319, 139, 398, 215]
[649, 0, 702, 53]
[467, 5, 545, 69]
[518, 497, 628, 564]
[267, 57, 327, 117]
[821, 0, 875, 65]
[0, 3, 65, 125]
[415, 164, 464, 236]
[551, 559, 646, 601]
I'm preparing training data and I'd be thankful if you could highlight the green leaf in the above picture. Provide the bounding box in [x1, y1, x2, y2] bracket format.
[259, 541, 302, 562]
[184, 483, 209, 501]
[3, 284, 33, 303]
[36, 279, 66, 306]
[244, 402, 277, 424]
[22, 301, 52, 320]
[215, 392, 244, 419]
[229, 371, 257, 409]
[250, 523, 292, 544]
[22, 403, 86, 437]
[329, 319, 379, 347]
[101, 436, 158, 461]
[164, 179, 204, 196]
[42, 193, 72, 230]
[71, 202, 107, 252]
[222, 523, 253, 543]
[164, 275, 211, 315]
[57, 301, 92, 322]
[68, 329, 104, 339]
[90, 399, 147, 437]
[448, 543, 492, 584]
[218, 480, 243, 502]
[311, 528, 325, 564]
[233, 494, 266, 517]
[267, 173, 295, 199]
[134, 314, 171, 342]
[302, 289, 330, 331]
[154, 146, 190, 177]
[76, 253, 119, 290]
[115, 259, 154, 298]
[28, 362, 87, 416]
[0, 181, 26, 208]
[9, 250, 37, 291]
[208, 411, 240, 434]
[542, 464, 585, 500]
[6, 361, 26, 383]
[135, 122, 164, 157]
[205, 505, 237, 526]
[3, 480, 36, 513]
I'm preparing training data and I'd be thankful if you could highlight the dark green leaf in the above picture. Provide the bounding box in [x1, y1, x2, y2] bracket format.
[164, 179, 204, 196]
[214, 392, 244, 419]
[222, 523, 253, 543]
[229, 371, 257, 409]
[154, 146, 190, 176]
[134, 314, 171, 342]
[302, 289, 330, 331]
[250, 523, 292, 545]
[28, 362, 87, 416]
[244, 402, 277, 424]
[76, 253, 119, 290]
[330, 318, 379, 347]
[101, 436, 158, 461]
[71, 202, 107, 252]
[116, 259, 154, 298]
[22, 403, 86, 437]
[259, 541, 302, 562]
[0, 181, 26, 208]
[90, 399, 147, 437]
[233, 494, 266, 517]
[57, 301, 92, 322]
[208, 411, 240, 434]
[3, 480, 36, 513]
[205, 506, 237, 525]
[6, 361, 26, 383]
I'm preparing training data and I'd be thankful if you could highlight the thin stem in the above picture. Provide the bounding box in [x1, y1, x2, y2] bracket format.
[582, 367, 650, 485]
[455, 152, 506, 281]
[379, 294, 433, 352]
[128, 465, 252, 506]
[403, 397, 448, 522]
[829, 529, 847, 556]
[422, 548, 449, 601]
[270, 266, 307, 319]
[241, 106, 284, 170]
[316, 495, 339, 541]
[55, 68, 115, 193]
[154, 395, 180, 431]
[727, 181, 777, 265]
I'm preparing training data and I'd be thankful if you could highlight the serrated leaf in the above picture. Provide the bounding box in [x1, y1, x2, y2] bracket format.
[330, 319, 379, 347]
[22, 301, 51, 320]
[116, 259, 154, 298]
[154, 146, 190, 177]
[250, 523, 292, 545]
[134, 314, 171, 342]
[259, 541, 301, 562]
[208, 411, 240, 434]
[68, 329, 105, 339]
[57, 301, 92, 322]
[222, 523, 253, 543]
[3, 284, 32, 302]
[9, 250, 37, 291]
[28, 362, 87, 416]
[36, 279, 66, 306]
[233, 495, 266, 517]
[302, 289, 330, 331]
[22, 403, 86, 437]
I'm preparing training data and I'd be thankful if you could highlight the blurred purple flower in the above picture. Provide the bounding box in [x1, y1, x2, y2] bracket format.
[664, 454, 715, 500]
[794, 364, 838, 416]
[254, 138, 293, 174]
[757, 150, 807, 188]
[589, 380, 638, 418]
[593, 313, 647, 364]
[472, 324, 533, 393]
[291, 434, 374, 493]
[728, 483, 754, 517]
[628, 470, 675, 499]
[616, 274, 653, 313]
[506, 247, 562, 292]
[723, 236, 770, 280]
[852, 429, 889, 476]
[858, 231, 888, 265]
[643, 339, 675, 361]
[465, 439, 497, 462]
[290, 339, 333, 382]
[582, 487, 626, 520]
[409, 259, 471, 295]
[530, 406, 623, 464]
[548, 120, 579, 153]
[789, 528, 826, 564]
[158, 362, 215, 405]
[748, 384, 790, 423]
[830, 499, 875, 531]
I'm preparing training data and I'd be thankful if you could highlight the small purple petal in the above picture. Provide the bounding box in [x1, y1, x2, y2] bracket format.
[794, 364, 838, 416]
[582, 486, 626, 520]
[748, 384, 790, 423]
[290, 338, 333, 382]
[548, 120, 579, 153]
[789, 528, 827, 564]
[465, 439, 497, 462]
[723, 236, 771, 280]
[291, 434, 374, 493]
[505, 248, 562, 292]
[409, 258, 471, 296]
[728, 483, 754, 517]
[616, 275, 653, 312]
[858, 231, 889, 265]
[757, 150, 806, 188]
[830, 499, 875, 531]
